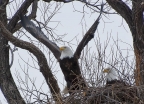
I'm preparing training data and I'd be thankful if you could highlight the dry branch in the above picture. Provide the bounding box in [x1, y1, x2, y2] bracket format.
[20, 15, 61, 60]
[62, 85, 139, 104]
[7, 0, 35, 32]
[0, 0, 26, 103]
[12, 0, 38, 33]
[106, 0, 133, 32]
[74, 3, 103, 59]
[0, 21, 62, 103]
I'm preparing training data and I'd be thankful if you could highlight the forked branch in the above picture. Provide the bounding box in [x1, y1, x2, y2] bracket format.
[7, 0, 35, 32]
[74, 3, 103, 59]
[0, 21, 62, 103]
[106, 0, 132, 32]
[20, 16, 61, 60]
[11, 0, 38, 33]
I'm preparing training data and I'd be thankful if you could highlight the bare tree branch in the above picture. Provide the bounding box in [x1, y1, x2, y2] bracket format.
[7, 0, 35, 32]
[43, 0, 74, 3]
[0, 0, 27, 103]
[0, 21, 63, 103]
[106, 0, 133, 32]
[43, 0, 102, 10]
[28, 0, 38, 19]
[11, 0, 38, 33]
[9, 45, 14, 68]
[20, 15, 61, 60]
[74, 3, 103, 59]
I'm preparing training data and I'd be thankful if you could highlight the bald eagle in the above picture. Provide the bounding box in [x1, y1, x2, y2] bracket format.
[59, 46, 87, 94]
[103, 67, 127, 86]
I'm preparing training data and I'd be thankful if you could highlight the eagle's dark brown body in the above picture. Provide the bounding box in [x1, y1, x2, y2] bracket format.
[59, 57, 86, 93]
[106, 79, 128, 87]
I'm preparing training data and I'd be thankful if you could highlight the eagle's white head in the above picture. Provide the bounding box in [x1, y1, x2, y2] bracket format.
[60, 46, 73, 59]
[103, 67, 118, 81]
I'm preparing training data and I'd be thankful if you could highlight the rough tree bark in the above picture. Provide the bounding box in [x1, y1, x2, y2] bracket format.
[132, 0, 144, 86]
[0, 0, 25, 104]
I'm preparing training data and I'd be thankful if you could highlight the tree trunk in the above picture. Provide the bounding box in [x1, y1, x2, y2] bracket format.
[132, 0, 144, 86]
[107, 0, 144, 85]
[106, 0, 144, 101]
[0, 0, 25, 103]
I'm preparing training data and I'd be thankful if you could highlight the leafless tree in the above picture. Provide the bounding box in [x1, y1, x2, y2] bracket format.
[0, 0, 143, 104]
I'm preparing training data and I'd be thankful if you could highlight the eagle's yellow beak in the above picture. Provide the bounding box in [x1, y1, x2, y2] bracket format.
[60, 47, 65, 51]
[103, 69, 110, 73]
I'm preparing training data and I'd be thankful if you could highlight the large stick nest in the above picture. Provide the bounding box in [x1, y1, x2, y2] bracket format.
[62, 84, 141, 104]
